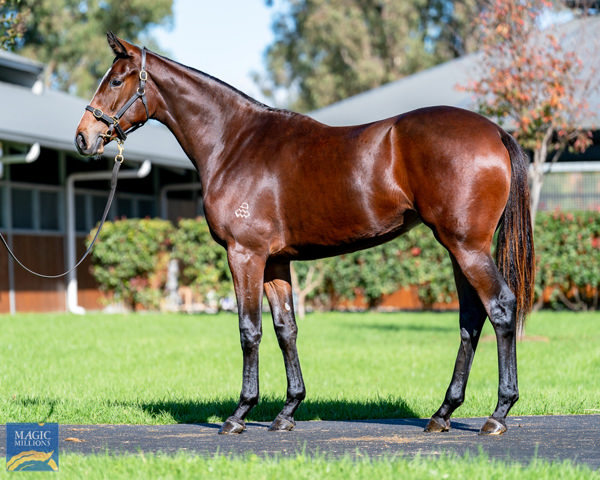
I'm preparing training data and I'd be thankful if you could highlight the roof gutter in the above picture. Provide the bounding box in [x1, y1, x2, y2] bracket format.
[0, 142, 40, 177]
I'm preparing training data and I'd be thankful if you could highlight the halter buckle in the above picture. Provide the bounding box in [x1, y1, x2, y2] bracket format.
[115, 140, 125, 164]
[92, 108, 104, 119]
[139, 70, 148, 81]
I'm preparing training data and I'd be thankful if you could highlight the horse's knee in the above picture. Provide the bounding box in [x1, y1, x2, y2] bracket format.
[239, 326, 262, 351]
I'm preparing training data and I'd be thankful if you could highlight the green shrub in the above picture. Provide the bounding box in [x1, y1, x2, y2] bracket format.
[297, 211, 600, 312]
[535, 210, 600, 310]
[88, 211, 600, 312]
[171, 218, 233, 300]
[302, 226, 454, 309]
[87, 218, 174, 310]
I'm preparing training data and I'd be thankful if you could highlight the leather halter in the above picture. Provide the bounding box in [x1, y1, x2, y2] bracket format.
[85, 47, 149, 142]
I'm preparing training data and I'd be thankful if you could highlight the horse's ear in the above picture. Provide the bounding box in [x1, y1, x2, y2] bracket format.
[106, 31, 131, 59]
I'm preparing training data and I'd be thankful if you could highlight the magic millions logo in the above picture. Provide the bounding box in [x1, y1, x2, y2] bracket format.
[6, 423, 59, 472]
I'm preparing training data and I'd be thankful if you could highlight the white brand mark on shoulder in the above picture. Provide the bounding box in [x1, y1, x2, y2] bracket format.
[235, 202, 250, 218]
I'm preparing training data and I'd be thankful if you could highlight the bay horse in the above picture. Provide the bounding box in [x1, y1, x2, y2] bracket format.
[75, 33, 535, 436]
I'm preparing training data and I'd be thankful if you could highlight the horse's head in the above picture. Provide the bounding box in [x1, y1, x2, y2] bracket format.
[75, 32, 150, 157]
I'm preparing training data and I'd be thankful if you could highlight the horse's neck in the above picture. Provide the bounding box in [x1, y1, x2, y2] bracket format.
[149, 55, 258, 182]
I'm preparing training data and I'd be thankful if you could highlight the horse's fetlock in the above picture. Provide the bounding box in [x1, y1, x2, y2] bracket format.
[289, 385, 306, 402]
[240, 392, 259, 408]
[446, 385, 465, 409]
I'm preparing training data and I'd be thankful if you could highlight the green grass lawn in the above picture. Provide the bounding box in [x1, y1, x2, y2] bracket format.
[0, 451, 597, 480]
[1, 310, 599, 424]
[1, 310, 599, 478]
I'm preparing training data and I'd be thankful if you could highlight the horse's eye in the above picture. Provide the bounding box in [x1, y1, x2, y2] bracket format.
[110, 78, 123, 87]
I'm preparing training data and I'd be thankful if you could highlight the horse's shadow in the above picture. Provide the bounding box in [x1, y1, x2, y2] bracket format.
[136, 395, 413, 422]
[133, 397, 476, 432]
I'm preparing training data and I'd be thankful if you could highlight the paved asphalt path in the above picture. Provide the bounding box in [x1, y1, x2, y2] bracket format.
[2, 415, 599, 468]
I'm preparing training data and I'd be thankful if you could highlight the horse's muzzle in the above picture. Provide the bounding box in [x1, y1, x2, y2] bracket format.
[75, 132, 104, 157]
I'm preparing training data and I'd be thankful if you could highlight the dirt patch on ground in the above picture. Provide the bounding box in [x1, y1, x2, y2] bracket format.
[325, 435, 412, 444]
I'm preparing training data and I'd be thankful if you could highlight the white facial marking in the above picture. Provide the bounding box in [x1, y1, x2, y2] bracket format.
[284, 302, 291, 312]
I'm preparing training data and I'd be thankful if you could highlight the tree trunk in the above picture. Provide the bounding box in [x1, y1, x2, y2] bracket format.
[529, 149, 545, 227]
[290, 262, 325, 320]
[528, 127, 557, 226]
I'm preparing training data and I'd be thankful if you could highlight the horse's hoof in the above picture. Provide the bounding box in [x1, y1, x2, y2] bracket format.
[424, 416, 450, 433]
[268, 415, 296, 432]
[218, 417, 246, 435]
[479, 417, 507, 436]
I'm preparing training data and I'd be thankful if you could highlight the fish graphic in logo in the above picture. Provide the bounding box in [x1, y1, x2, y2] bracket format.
[6, 423, 59, 471]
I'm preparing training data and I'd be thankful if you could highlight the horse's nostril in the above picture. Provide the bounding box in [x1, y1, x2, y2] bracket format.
[76, 132, 87, 152]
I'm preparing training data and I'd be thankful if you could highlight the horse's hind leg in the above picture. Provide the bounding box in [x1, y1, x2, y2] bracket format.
[425, 258, 487, 433]
[263, 261, 306, 431]
[432, 244, 519, 435]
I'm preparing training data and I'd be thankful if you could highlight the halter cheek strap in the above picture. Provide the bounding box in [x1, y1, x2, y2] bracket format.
[85, 47, 149, 142]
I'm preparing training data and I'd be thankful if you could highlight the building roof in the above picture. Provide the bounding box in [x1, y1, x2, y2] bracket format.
[0, 50, 44, 87]
[309, 54, 478, 126]
[309, 16, 600, 129]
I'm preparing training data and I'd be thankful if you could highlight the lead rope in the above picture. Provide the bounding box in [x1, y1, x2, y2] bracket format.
[0, 142, 125, 279]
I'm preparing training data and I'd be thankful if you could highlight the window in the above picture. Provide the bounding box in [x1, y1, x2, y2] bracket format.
[40, 191, 60, 230]
[75, 194, 88, 232]
[539, 171, 600, 211]
[116, 197, 133, 219]
[10, 186, 63, 232]
[11, 188, 34, 230]
[138, 199, 155, 218]
[74, 191, 156, 233]
[0, 185, 5, 229]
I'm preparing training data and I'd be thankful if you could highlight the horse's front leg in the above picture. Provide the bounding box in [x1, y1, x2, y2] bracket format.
[219, 247, 266, 435]
[264, 261, 306, 431]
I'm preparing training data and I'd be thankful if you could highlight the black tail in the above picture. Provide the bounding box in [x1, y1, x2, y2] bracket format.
[496, 131, 535, 336]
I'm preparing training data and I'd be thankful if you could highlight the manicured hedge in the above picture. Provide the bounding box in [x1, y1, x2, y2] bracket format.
[88, 211, 600, 311]
[535, 210, 600, 310]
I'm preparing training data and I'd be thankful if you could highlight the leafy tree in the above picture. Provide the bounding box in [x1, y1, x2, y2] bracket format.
[259, 0, 485, 111]
[8, 0, 173, 97]
[464, 0, 599, 223]
[0, 0, 29, 50]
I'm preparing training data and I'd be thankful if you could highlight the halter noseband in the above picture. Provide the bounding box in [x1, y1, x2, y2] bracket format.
[85, 47, 149, 142]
